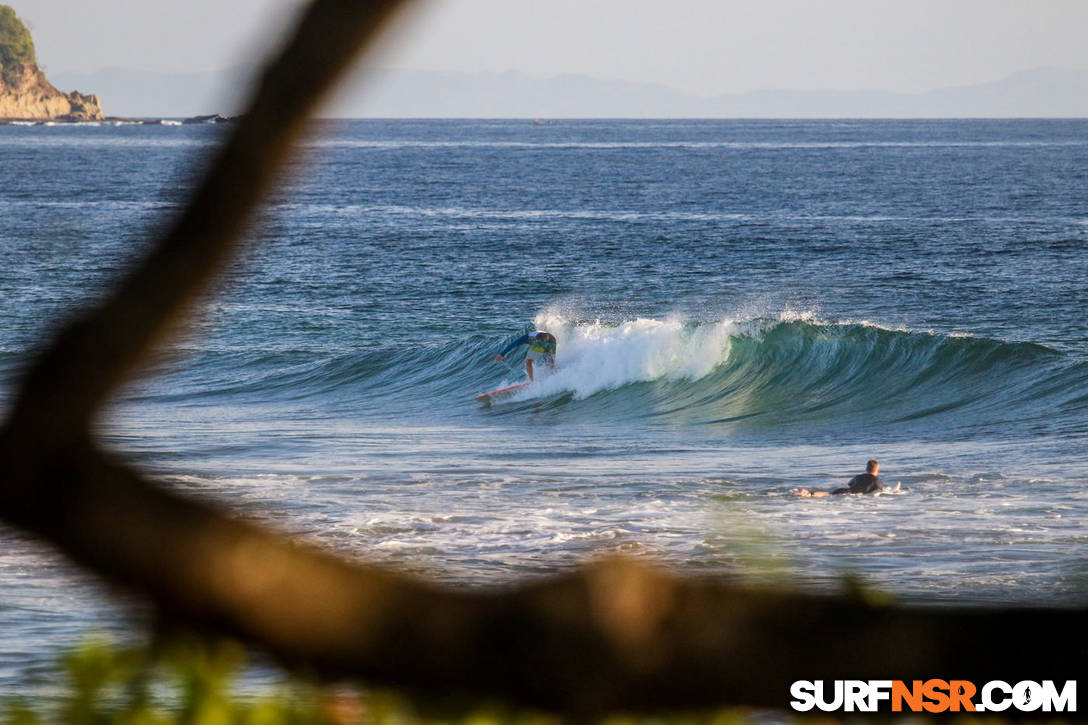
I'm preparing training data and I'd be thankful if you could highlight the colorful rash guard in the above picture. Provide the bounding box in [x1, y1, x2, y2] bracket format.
[500, 331, 557, 362]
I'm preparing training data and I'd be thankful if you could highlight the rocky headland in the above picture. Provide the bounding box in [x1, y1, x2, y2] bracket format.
[1, 5, 104, 121]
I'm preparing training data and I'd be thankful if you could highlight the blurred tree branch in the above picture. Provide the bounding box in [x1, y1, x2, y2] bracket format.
[0, 0, 1081, 716]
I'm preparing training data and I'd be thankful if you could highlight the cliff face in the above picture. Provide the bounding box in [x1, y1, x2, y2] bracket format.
[0, 5, 104, 120]
[1, 63, 105, 120]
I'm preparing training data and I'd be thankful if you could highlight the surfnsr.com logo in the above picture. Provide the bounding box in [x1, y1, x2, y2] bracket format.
[790, 680, 1077, 713]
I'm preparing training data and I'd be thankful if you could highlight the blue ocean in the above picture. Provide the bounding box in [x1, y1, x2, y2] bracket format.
[1, 118, 1087, 687]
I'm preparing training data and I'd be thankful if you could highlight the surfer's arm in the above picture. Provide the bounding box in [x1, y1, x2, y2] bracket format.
[496, 334, 530, 358]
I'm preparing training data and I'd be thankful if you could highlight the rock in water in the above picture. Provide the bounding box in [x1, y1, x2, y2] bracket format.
[1, 5, 104, 121]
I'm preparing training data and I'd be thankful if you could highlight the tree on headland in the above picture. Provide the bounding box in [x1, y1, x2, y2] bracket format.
[0, 5, 36, 86]
[0, 4, 103, 120]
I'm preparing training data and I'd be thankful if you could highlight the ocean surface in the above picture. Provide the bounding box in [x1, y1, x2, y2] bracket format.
[1, 118, 1087, 689]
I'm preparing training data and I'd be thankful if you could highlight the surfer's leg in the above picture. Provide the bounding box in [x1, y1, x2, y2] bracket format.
[525, 359, 534, 381]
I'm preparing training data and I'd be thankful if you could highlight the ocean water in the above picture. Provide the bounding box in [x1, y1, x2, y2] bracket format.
[1, 118, 1087, 688]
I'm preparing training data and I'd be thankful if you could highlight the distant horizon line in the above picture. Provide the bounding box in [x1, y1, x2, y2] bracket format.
[50, 64, 1088, 98]
[46, 65, 1088, 120]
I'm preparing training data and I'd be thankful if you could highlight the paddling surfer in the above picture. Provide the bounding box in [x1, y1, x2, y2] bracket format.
[796, 459, 885, 497]
[493, 330, 557, 382]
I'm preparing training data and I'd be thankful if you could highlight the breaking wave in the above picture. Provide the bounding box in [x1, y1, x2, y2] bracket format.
[122, 310, 1088, 441]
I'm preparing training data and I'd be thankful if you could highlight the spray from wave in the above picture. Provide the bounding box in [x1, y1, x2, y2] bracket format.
[526, 313, 736, 399]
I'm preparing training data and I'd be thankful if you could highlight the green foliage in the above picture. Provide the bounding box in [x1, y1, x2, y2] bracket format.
[2, 638, 337, 724]
[1, 5, 37, 87]
[0, 637, 570, 725]
[1, 637, 756, 725]
[13, 635, 1022, 725]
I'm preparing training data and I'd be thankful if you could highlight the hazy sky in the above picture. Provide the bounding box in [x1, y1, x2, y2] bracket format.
[17, 0, 1088, 95]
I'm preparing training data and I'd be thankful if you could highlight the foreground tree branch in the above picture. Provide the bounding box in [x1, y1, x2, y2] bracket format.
[0, 0, 1082, 716]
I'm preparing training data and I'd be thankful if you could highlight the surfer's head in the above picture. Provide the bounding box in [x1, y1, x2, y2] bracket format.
[866, 459, 879, 474]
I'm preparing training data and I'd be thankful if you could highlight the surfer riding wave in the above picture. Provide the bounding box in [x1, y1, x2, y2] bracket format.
[494, 330, 557, 381]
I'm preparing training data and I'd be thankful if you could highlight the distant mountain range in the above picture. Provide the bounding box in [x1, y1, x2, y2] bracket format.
[51, 66, 1088, 119]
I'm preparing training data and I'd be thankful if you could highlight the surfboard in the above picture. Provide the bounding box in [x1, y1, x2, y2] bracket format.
[474, 382, 531, 403]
